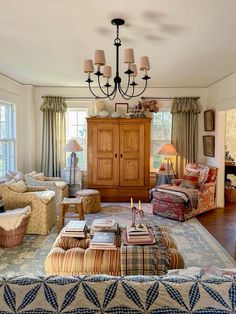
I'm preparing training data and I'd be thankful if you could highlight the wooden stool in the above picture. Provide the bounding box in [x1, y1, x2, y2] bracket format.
[76, 189, 100, 213]
[58, 197, 85, 232]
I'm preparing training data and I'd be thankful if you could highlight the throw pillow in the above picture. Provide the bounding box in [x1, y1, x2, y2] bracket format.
[206, 168, 217, 183]
[181, 174, 199, 189]
[5, 180, 27, 193]
[34, 172, 46, 181]
[5, 171, 24, 182]
[27, 171, 37, 177]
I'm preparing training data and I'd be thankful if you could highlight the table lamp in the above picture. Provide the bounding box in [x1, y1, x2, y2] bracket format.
[64, 139, 83, 186]
[158, 143, 177, 183]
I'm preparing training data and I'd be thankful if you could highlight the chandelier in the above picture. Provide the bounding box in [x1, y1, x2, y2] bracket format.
[83, 18, 151, 100]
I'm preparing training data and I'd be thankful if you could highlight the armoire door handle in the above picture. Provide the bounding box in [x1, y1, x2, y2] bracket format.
[120, 154, 123, 158]
[115, 153, 117, 158]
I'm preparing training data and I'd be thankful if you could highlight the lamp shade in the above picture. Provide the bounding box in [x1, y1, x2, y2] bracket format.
[84, 59, 94, 73]
[64, 139, 83, 152]
[158, 143, 177, 156]
[140, 56, 150, 71]
[94, 50, 106, 65]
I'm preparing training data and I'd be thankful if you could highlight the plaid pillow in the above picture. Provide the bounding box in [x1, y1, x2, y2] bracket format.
[181, 174, 199, 189]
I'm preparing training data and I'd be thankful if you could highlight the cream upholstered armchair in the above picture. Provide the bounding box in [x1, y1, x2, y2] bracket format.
[0, 181, 56, 235]
[25, 171, 68, 210]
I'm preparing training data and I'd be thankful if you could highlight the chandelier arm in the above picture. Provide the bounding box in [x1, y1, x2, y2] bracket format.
[118, 81, 135, 100]
[88, 82, 108, 99]
[118, 84, 135, 100]
[97, 75, 112, 97]
[122, 73, 132, 95]
[107, 84, 118, 100]
[121, 79, 148, 99]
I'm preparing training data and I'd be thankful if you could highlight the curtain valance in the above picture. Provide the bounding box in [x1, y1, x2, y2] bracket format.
[40, 96, 67, 112]
[171, 97, 201, 114]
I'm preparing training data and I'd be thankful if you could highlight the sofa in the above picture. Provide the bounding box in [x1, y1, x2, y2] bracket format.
[0, 267, 235, 313]
[152, 163, 217, 221]
[0, 181, 56, 235]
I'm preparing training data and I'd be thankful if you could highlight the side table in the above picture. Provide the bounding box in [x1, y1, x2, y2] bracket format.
[58, 197, 85, 232]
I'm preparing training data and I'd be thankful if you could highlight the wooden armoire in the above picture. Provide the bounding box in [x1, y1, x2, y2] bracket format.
[87, 117, 151, 201]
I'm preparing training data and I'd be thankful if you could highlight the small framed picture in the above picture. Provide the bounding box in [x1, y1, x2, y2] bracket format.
[203, 135, 215, 157]
[115, 103, 129, 117]
[204, 110, 215, 131]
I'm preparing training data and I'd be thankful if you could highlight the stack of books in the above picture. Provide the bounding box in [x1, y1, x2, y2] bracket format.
[123, 224, 155, 245]
[61, 220, 87, 238]
[90, 218, 118, 235]
[89, 232, 116, 250]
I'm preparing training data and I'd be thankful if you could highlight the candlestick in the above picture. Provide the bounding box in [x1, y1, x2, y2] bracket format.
[131, 197, 133, 208]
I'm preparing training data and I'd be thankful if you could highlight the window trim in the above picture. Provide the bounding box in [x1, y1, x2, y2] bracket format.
[66, 107, 89, 171]
[0, 102, 16, 179]
[150, 109, 172, 172]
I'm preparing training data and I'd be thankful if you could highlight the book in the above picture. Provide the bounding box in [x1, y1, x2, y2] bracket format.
[90, 223, 118, 235]
[122, 228, 156, 245]
[61, 229, 86, 238]
[92, 219, 116, 228]
[91, 232, 116, 246]
[65, 220, 86, 232]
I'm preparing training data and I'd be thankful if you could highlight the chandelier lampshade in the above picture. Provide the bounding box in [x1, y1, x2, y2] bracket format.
[84, 18, 151, 100]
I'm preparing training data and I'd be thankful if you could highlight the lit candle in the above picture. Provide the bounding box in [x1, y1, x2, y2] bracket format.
[84, 59, 94, 73]
[139, 200, 141, 210]
[123, 48, 135, 63]
[94, 50, 106, 65]
[103, 65, 112, 78]
[131, 197, 133, 208]
[140, 56, 150, 71]
[130, 64, 137, 77]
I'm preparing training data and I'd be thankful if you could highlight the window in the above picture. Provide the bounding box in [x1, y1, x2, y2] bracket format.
[66, 108, 88, 170]
[0, 103, 15, 179]
[152, 111, 172, 170]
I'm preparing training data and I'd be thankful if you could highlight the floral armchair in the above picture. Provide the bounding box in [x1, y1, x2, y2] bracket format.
[0, 181, 56, 235]
[25, 172, 68, 210]
[152, 163, 217, 221]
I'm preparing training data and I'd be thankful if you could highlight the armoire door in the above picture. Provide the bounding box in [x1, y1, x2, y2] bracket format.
[91, 123, 119, 186]
[119, 123, 145, 186]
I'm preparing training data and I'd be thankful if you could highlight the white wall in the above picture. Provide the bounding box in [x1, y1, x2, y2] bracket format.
[0, 74, 36, 173]
[34, 86, 207, 171]
[204, 72, 236, 207]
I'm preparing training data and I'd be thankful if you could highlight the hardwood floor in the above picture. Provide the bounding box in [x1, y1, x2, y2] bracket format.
[197, 203, 236, 260]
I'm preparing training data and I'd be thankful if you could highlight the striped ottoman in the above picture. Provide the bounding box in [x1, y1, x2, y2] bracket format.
[44, 226, 184, 276]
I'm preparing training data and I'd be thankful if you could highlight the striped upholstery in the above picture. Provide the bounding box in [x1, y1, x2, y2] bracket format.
[44, 226, 184, 276]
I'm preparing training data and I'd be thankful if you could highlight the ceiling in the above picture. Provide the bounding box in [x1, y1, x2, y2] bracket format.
[0, 0, 236, 87]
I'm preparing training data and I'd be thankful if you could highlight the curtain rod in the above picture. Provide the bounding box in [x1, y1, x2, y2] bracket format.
[41, 96, 200, 101]
[141, 96, 200, 100]
[41, 96, 96, 100]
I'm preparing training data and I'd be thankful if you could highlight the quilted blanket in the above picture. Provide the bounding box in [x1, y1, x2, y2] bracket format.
[0, 272, 235, 313]
[156, 184, 199, 209]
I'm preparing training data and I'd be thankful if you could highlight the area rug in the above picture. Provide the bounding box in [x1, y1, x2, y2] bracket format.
[0, 203, 235, 276]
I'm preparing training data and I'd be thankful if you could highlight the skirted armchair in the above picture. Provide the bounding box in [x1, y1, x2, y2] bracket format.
[25, 172, 68, 210]
[152, 163, 217, 221]
[0, 182, 56, 235]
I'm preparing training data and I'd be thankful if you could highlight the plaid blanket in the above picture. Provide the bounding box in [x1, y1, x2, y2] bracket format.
[120, 225, 170, 276]
[156, 184, 199, 209]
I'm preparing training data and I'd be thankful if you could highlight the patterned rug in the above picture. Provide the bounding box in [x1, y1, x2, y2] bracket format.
[0, 203, 235, 276]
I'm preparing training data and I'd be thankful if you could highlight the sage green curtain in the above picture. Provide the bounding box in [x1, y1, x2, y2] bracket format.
[40, 96, 67, 177]
[171, 97, 201, 178]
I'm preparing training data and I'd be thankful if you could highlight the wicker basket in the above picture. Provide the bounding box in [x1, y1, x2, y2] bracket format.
[0, 217, 29, 248]
[225, 188, 236, 203]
